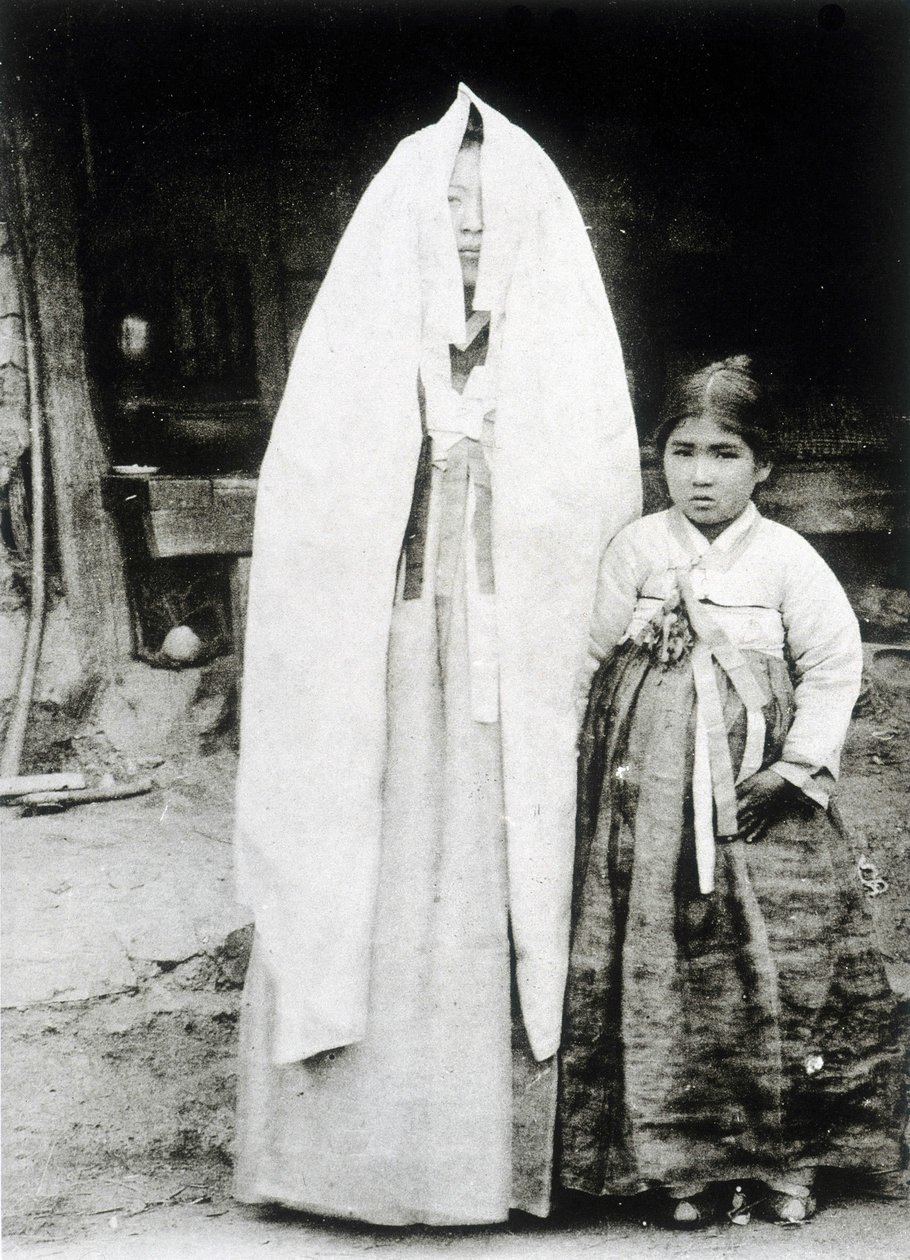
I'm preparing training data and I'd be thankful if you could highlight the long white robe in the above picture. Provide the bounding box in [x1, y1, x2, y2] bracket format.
[234, 84, 641, 1067]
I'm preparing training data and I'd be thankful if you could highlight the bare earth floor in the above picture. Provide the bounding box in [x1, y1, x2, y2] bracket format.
[2, 652, 908, 1258]
[3, 1187, 910, 1260]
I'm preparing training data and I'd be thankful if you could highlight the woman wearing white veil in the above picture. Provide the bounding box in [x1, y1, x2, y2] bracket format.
[234, 85, 641, 1225]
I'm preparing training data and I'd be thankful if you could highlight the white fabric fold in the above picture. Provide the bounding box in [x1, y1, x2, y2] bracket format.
[464, 472, 500, 723]
[424, 363, 494, 458]
[235, 84, 641, 1065]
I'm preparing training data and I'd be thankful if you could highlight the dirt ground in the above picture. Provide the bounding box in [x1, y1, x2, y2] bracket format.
[3, 1185, 910, 1260]
[2, 648, 908, 1259]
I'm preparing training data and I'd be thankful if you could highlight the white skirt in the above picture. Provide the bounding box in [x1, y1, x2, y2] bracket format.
[233, 465, 556, 1225]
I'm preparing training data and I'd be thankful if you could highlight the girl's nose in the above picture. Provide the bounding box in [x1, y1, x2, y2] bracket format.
[692, 457, 713, 483]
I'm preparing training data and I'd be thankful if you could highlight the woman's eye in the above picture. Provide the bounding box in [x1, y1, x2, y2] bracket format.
[447, 195, 461, 206]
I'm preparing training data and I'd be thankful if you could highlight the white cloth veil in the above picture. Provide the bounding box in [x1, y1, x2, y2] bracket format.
[236, 85, 641, 1064]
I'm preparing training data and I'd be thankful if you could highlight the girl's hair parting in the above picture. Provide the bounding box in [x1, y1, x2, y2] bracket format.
[655, 354, 775, 462]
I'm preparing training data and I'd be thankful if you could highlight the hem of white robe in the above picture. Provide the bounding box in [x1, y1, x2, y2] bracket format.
[231, 1179, 547, 1226]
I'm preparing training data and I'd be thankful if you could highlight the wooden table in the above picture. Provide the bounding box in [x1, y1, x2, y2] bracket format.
[101, 473, 256, 667]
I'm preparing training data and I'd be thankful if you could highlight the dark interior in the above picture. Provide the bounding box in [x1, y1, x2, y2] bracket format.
[6, 0, 909, 473]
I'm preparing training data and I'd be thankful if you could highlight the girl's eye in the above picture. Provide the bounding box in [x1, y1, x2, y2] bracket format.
[447, 195, 461, 206]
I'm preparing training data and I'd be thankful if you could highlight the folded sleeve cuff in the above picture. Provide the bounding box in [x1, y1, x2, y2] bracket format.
[770, 760, 833, 809]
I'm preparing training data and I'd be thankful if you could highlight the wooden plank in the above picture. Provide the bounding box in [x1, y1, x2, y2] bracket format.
[101, 474, 257, 558]
[245, 204, 289, 421]
[16, 779, 154, 811]
[147, 501, 255, 557]
[761, 464, 904, 534]
[100, 476, 152, 513]
[213, 476, 258, 497]
[642, 461, 905, 534]
[146, 479, 214, 513]
[229, 556, 252, 653]
[229, 555, 252, 698]
[110, 456, 901, 567]
[0, 772, 86, 799]
[145, 476, 256, 557]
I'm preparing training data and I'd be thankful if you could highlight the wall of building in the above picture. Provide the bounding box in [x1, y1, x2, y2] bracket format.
[1, 0, 907, 772]
[0, 224, 84, 723]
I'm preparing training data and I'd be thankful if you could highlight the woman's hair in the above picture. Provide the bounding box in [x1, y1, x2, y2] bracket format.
[462, 103, 484, 147]
[655, 354, 775, 463]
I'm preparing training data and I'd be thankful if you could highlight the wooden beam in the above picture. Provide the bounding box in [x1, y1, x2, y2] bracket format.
[0, 772, 87, 799]
[14, 778, 154, 811]
[642, 460, 906, 534]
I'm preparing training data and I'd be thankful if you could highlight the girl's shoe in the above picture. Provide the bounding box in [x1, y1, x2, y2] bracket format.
[670, 1197, 703, 1228]
[659, 1185, 715, 1229]
[760, 1183, 817, 1225]
[727, 1184, 752, 1226]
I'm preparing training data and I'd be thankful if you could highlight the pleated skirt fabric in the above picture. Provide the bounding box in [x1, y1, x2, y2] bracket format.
[559, 641, 905, 1197]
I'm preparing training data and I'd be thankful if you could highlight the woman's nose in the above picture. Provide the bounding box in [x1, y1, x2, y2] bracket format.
[460, 193, 483, 233]
[692, 457, 713, 483]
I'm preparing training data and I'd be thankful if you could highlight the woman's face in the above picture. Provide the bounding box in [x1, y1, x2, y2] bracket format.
[448, 142, 483, 288]
[662, 414, 770, 540]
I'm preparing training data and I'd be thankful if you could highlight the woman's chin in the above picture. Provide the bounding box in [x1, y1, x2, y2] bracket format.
[459, 261, 480, 288]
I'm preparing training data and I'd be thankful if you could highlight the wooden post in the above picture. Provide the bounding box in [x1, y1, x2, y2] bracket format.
[228, 556, 252, 694]
[3, 77, 131, 682]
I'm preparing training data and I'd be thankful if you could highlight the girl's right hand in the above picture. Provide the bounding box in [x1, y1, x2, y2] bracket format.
[735, 768, 793, 842]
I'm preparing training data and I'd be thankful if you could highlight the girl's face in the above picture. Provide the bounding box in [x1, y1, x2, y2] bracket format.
[448, 143, 483, 288]
[663, 414, 770, 541]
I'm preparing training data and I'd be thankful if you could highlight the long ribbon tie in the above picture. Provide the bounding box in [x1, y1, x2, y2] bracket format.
[678, 571, 769, 894]
[407, 355, 498, 723]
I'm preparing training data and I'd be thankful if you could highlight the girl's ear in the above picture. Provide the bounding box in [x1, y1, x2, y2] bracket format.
[755, 462, 772, 485]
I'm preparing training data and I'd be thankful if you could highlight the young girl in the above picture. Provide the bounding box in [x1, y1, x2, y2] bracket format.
[559, 356, 904, 1227]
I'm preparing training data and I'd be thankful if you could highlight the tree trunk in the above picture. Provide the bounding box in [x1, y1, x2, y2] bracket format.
[3, 75, 131, 683]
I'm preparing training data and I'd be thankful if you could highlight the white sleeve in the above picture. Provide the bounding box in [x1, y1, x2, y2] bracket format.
[575, 527, 643, 715]
[770, 535, 863, 797]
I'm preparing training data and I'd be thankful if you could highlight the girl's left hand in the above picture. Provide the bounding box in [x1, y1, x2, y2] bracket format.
[735, 769, 792, 842]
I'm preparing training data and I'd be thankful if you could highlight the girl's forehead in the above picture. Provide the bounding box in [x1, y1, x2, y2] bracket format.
[668, 415, 748, 446]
